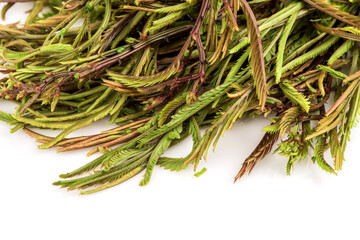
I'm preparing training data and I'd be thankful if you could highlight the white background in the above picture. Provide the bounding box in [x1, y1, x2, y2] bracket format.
[1, 3, 359, 240]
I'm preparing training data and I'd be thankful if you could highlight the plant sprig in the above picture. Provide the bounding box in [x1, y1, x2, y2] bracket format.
[0, 0, 359, 194]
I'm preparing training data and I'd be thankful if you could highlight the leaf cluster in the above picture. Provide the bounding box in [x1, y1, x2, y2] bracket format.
[0, 0, 359, 193]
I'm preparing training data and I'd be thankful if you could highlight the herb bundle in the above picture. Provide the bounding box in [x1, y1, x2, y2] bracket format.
[0, 0, 359, 194]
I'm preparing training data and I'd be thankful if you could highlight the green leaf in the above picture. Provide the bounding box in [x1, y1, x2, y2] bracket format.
[194, 167, 207, 177]
[158, 157, 189, 172]
[280, 81, 310, 112]
[278, 107, 301, 137]
[155, 2, 192, 13]
[0, 111, 16, 124]
[158, 93, 187, 126]
[262, 123, 280, 133]
[40, 43, 74, 53]
[282, 36, 340, 73]
[275, 4, 301, 83]
[80, 166, 145, 194]
[327, 40, 354, 66]
[139, 124, 183, 186]
[107, 64, 177, 88]
[314, 135, 336, 175]
[318, 65, 348, 80]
